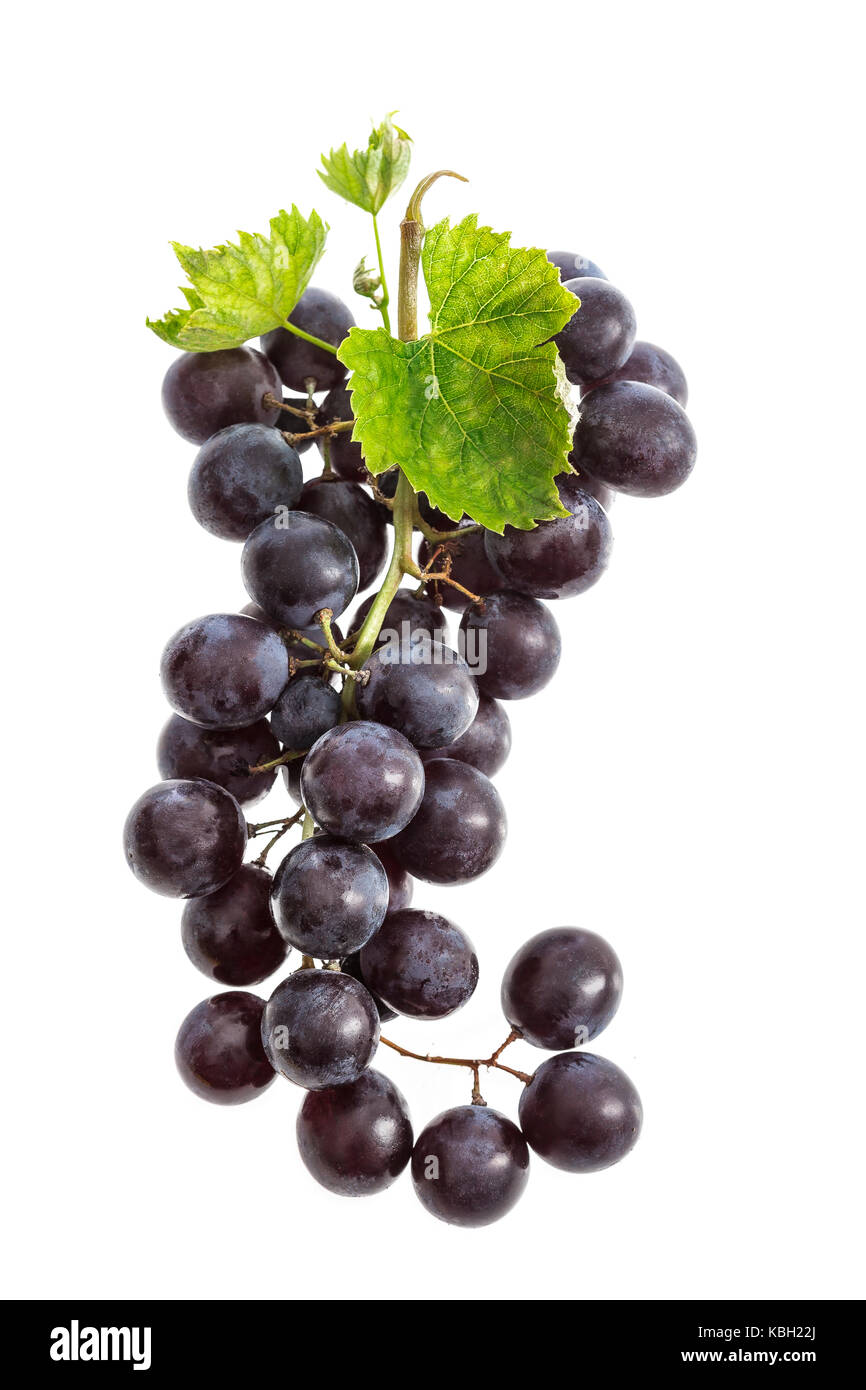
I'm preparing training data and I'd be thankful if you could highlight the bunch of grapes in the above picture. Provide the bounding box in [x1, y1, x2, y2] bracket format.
[125, 237, 695, 1227]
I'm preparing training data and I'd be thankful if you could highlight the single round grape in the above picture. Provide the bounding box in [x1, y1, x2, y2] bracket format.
[418, 523, 504, 613]
[261, 288, 355, 392]
[357, 638, 479, 748]
[299, 477, 388, 592]
[297, 1069, 413, 1196]
[241, 511, 359, 627]
[360, 908, 478, 1019]
[372, 843, 413, 912]
[280, 756, 305, 806]
[501, 927, 623, 1050]
[269, 674, 341, 750]
[388, 758, 506, 885]
[555, 277, 637, 385]
[419, 692, 511, 778]
[156, 713, 280, 808]
[572, 380, 697, 497]
[271, 835, 389, 959]
[317, 385, 367, 482]
[123, 779, 246, 899]
[411, 1106, 530, 1227]
[485, 477, 612, 601]
[340, 952, 397, 1023]
[280, 394, 317, 453]
[175, 991, 274, 1104]
[519, 1052, 642, 1173]
[546, 249, 606, 282]
[161, 348, 282, 444]
[352, 588, 444, 647]
[187, 424, 303, 542]
[182, 863, 288, 986]
[261, 969, 380, 1089]
[301, 722, 425, 843]
[160, 613, 289, 730]
[459, 592, 561, 700]
[581, 339, 688, 407]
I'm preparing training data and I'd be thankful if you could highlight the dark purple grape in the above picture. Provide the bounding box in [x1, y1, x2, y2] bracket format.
[418, 523, 504, 613]
[581, 340, 688, 407]
[175, 991, 274, 1104]
[160, 613, 289, 730]
[279, 394, 317, 453]
[417, 493, 462, 531]
[156, 714, 280, 808]
[269, 674, 341, 750]
[161, 348, 282, 445]
[360, 908, 478, 1019]
[485, 477, 612, 601]
[459, 592, 561, 700]
[317, 385, 367, 482]
[419, 692, 511, 778]
[123, 779, 246, 899]
[261, 969, 379, 1089]
[351, 588, 444, 646]
[388, 758, 506, 885]
[519, 1052, 642, 1173]
[372, 843, 413, 912]
[182, 864, 288, 986]
[241, 511, 359, 627]
[297, 1069, 413, 1196]
[501, 927, 623, 1050]
[271, 835, 389, 958]
[280, 756, 305, 805]
[411, 1106, 529, 1227]
[301, 722, 425, 843]
[261, 288, 355, 393]
[546, 249, 606, 282]
[357, 638, 479, 748]
[555, 277, 637, 385]
[339, 952, 397, 1023]
[187, 424, 302, 541]
[299, 477, 388, 591]
[572, 380, 697, 497]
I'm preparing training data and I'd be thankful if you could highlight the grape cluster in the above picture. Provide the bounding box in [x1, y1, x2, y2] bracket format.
[127, 248, 695, 1227]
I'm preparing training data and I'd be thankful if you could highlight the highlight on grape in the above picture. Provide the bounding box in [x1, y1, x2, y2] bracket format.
[126, 113, 696, 1227]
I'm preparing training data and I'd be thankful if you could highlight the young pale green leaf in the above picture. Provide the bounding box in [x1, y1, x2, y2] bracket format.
[147, 207, 327, 351]
[318, 114, 412, 216]
[338, 215, 579, 532]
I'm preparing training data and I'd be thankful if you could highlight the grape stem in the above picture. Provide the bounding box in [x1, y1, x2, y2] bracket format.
[371, 212, 391, 332]
[315, 608, 348, 662]
[252, 808, 305, 866]
[378, 1029, 531, 1085]
[282, 321, 339, 357]
[282, 419, 354, 445]
[248, 748, 305, 775]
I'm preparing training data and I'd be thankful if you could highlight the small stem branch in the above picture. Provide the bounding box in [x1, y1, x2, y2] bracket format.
[248, 748, 305, 775]
[283, 321, 339, 358]
[315, 608, 347, 661]
[378, 1032, 532, 1086]
[247, 808, 305, 838]
[263, 393, 310, 421]
[281, 630, 328, 653]
[371, 212, 391, 333]
[252, 809, 304, 866]
[407, 558, 480, 605]
[282, 419, 354, 445]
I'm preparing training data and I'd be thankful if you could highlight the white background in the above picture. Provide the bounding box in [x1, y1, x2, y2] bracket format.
[2, 0, 863, 1302]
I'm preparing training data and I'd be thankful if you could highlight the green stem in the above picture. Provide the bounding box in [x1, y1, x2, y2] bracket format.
[347, 472, 416, 682]
[284, 320, 339, 357]
[302, 810, 315, 840]
[371, 213, 391, 332]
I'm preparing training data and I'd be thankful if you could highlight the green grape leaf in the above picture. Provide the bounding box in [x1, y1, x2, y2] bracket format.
[318, 114, 412, 216]
[147, 206, 327, 351]
[337, 215, 579, 532]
